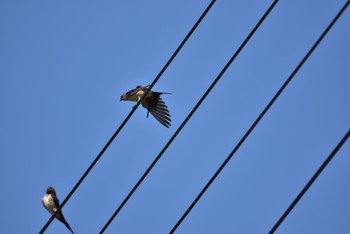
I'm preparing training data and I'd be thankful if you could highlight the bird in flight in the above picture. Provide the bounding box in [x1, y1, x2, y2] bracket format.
[42, 187, 75, 234]
[120, 85, 171, 128]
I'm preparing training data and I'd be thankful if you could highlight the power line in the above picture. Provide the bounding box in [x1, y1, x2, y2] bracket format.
[268, 130, 349, 233]
[38, 1, 216, 233]
[98, 1, 279, 233]
[169, 1, 350, 233]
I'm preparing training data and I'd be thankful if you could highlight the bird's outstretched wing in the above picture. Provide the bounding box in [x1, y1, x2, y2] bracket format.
[142, 91, 171, 128]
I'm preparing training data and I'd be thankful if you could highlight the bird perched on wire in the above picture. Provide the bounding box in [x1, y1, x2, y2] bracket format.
[42, 187, 75, 234]
[120, 85, 171, 128]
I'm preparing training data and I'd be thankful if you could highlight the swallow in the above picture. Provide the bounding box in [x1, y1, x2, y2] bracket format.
[120, 85, 172, 128]
[42, 187, 75, 234]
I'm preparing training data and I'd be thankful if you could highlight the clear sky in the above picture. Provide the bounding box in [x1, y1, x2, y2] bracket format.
[1, 1, 349, 233]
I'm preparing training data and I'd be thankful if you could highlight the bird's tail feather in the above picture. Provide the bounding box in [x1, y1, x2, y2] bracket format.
[58, 216, 74, 234]
[63, 221, 74, 234]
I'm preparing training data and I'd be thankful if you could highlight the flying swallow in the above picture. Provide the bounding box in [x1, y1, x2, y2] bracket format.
[42, 187, 74, 234]
[120, 85, 172, 128]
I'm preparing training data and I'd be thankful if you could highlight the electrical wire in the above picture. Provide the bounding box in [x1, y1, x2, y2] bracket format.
[98, 1, 279, 233]
[268, 129, 350, 234]
[38, 1, 216, 233]
[169, 1, 350, 233]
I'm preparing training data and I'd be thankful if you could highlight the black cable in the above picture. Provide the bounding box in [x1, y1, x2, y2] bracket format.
[169, 1, 350, 233]
[268, 129, 350, 234]
[99, 1, 278, 233]
[38, 1, 216, 233]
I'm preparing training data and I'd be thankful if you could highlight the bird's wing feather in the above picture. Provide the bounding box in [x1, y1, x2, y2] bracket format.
[52, 196, 60, 210]
[142, 93, 171, 128]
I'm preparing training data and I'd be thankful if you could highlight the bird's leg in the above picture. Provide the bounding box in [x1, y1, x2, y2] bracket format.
[132, 96, 142, 109]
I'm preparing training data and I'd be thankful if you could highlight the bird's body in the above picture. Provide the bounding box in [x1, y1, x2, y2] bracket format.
[120, 85, 172, 128]
[120, 86, 153, 102]
[42, 187, 74, 234]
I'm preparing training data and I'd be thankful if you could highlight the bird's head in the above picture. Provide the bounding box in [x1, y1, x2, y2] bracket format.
[120, 93, 127, 101]
[46, 186, 56, 196]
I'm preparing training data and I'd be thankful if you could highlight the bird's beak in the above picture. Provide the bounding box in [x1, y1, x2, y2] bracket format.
[120, 94, 125, 101]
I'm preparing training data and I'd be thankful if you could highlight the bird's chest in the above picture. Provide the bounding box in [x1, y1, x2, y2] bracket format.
[42, 196, 55, 214]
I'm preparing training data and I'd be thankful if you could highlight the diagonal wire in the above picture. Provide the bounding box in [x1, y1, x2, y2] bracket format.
[99, 1, 279, 233]
[38, 1, 216, 233]
[269, 129, 350, 234]
[169, 1, 350, 233]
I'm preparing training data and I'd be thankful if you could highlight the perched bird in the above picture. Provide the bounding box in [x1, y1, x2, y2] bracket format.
[120, 85, 172, 128]
[42, 187, 74, 234]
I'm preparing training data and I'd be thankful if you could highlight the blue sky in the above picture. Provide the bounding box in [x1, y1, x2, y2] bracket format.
[1, 1, 349, 233]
